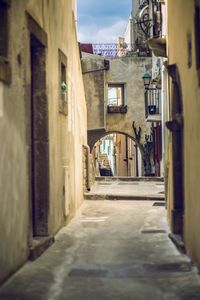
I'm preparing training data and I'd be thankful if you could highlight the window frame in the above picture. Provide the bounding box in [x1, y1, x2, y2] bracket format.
[58, 49, 68, 115]
[107, 84, 125, 107]
[0, 0, 11, 84]
[107, 83, 127, 114]
[195, 0, 200, 86]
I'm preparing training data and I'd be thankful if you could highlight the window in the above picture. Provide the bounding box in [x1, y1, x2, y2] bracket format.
[0, 0, 11, 84]
[108, 84, 124, 106]
[61, 63, 66, 85]
[195, 0, 200, 86]
[0, 0, 10, 57]
[107, 84, 127, 113]
[58, 49, 68, 115]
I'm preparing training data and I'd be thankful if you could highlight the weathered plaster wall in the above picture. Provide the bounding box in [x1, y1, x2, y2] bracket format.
[0, 0, 87, 284]
[167, 0, 200, 268]
[81, 56, 105, 130]
[0, 0, 31, 284]
[82, 54, 152, 149]
[106, 57, 152, 140]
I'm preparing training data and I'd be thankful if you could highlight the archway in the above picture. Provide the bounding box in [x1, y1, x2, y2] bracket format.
[88, 129, 139, 151]
[91, 132, 142, 177]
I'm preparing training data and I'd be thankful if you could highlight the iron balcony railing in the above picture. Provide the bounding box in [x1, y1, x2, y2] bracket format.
[107, 105, 127, 114]
[135, 0, 162, 38]
[144, 87, 161, 118]
[92, 43, 151, 58]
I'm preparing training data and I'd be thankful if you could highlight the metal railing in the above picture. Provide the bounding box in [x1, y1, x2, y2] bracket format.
[134, 0, 162, 38]
[144, 88, 161, 118]
[91, 43, 151, 58]
[107, 105, 127, 114]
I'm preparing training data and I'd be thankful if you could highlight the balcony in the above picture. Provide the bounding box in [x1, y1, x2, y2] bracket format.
[136, 0, 162, 39]
[144, 88, 161, 121]
[107, 105, 127, 114]
[148, 37, 167, 57]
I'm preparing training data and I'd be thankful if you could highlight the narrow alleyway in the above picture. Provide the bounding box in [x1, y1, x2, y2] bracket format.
[1, 181, 200, 300]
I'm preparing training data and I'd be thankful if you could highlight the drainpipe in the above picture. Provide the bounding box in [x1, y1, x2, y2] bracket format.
[83, 145, 91, 191]
[134, 144, 139, 177]
[125, 135, 129, 176]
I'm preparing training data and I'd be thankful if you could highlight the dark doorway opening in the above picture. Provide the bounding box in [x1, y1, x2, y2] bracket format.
[166, 64, 184, 235]
[30, 34, 49, 237]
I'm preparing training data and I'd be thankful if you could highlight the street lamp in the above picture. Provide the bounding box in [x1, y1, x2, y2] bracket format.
[142, 72, 152, 88]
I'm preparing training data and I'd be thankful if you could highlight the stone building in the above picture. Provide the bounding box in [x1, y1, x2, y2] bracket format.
[127, 0, 164, 177]
[0, 0, 87, 284]
[163, 0, 200, 269]
[148, 0, 200, 271]
[81, 52, 153, 176]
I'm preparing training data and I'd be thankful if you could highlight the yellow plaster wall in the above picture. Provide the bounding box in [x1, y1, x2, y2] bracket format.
[0, 0, 87, 284]
[27, 0, 87, 236]
[167, 0, 200, 267]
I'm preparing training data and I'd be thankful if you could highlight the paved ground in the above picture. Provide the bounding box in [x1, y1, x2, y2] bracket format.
[1, 183, 200, 299]
[85, 179, 165, 200]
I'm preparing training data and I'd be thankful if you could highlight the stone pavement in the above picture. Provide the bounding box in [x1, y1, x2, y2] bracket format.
[85, 178, 165, 200]
[1, 190, 200, 299]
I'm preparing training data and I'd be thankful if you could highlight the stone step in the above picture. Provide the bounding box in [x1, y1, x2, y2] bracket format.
[84, 193, 165, 201]
[95, 176, 164, 182]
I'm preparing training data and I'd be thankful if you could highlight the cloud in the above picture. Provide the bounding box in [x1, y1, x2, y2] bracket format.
[78, 0, 131, 20]
[78, 19, 127, 43]
[77, 0, 131, 43]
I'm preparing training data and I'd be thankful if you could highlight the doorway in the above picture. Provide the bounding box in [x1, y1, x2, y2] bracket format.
[30, 33, 49, 237]
[166, 64, 184, 235]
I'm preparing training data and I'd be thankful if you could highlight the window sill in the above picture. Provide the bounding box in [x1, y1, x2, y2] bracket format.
[0, 56, 11, 85]
[107, 105, 127, 114]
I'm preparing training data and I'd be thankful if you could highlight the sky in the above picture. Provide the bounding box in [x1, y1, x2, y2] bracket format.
[77, 0, 132, 43]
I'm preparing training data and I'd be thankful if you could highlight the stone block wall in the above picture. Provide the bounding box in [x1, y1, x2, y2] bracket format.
[0, 0, 87, 284]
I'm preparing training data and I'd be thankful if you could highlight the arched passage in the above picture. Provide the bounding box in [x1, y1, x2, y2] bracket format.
[88, 129, 139, 151]
[91, 131, 143, 177]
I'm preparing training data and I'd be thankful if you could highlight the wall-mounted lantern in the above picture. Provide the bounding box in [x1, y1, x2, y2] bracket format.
[61, 81, 67, 94]
[61, 81, 67, 102]
[142, 72, 152, 88]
